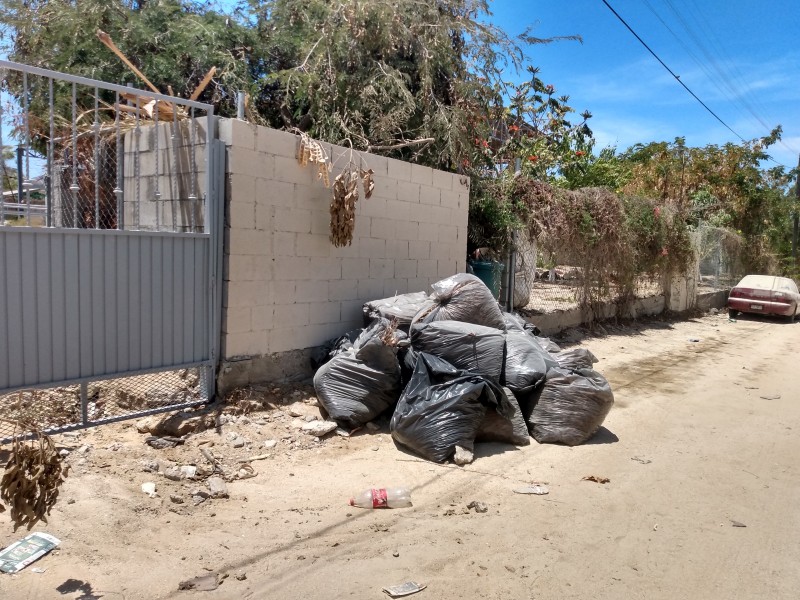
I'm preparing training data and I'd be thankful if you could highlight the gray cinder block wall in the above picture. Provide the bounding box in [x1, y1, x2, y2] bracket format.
[217, 119, 469, 392]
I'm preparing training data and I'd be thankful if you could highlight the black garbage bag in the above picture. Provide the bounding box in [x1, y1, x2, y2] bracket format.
[390, 353, 514, 463]
[412, 273, 506, 331]
[410, 320, 505, 383]
[475, 387, 530, 446]
[313, 319, 403, 427]
[553, 348, 598, 371]
[503, 332, 559, 397]
[502, 312, 541, 336]
[363, 292, 433, 331]
[310, 329, 362, 370]
[528, 367, 614, 446]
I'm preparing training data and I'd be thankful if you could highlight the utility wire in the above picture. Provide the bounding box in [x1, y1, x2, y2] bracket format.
[600, 0, 745, 142]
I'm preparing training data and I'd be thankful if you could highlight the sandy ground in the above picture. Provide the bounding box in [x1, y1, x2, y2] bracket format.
[1, 310, 798, 600]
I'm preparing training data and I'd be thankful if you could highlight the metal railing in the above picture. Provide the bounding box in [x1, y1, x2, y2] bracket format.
[0, 60, 214, 233]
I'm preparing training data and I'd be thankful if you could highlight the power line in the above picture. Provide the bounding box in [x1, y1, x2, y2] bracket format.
[600, 0, 745, 142]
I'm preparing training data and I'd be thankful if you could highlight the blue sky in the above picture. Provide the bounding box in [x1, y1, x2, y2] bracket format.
[487, 0, 800, 169]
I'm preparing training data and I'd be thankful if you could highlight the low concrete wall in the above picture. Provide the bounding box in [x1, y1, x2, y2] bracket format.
[531, 287, 730, 336]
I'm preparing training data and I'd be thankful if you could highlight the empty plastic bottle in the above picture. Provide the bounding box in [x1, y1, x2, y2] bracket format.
[349, 487, 412, 509]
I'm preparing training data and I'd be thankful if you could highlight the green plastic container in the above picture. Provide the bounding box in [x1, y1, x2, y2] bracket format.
[469, 260, 505, 299]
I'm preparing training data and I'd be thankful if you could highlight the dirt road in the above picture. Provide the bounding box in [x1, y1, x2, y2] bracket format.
[1, 312, 798, 599]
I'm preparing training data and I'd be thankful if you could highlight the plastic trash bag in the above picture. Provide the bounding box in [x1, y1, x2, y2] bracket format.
[412, 273, 506, 331]
[528, 367, 614, 446]
[410, 320, 505, 383]
[363, 292, 433, 331]
[310, 329, 362, 370]
[313, 319, 403, 427]
[533, 336, 561, 353]
[504, 332, 559, 397]
[390, 353, 515, 463]
[553, 348, 598, 371]
[502, 312, 541, 336]
[475, 387, 530, 446]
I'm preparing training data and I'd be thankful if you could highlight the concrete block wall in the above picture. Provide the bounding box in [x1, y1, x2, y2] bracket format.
[217, 119, 469, 389]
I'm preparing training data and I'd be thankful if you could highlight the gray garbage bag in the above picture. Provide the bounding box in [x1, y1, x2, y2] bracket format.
[313, 319, 403, 427]
[475, 387, 530, 446]
[528, 367, 614, 446]
[502, 312, 541, 336]
[390, 353, 515, 463]
[310, 329, 362, 370]
[412, 273, 506, 331]
[363, 291, 433, 331]
[554, 348, 598, 371]
[533, 336, 562, 353]
[410, 320, 505, 383]
[503, 332, 559, 396]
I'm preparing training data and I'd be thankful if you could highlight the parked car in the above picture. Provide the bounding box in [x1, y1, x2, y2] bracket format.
[727, 275, 800, 322]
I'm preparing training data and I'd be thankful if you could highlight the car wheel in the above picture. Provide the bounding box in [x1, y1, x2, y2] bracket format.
[728, 308, 739, 318]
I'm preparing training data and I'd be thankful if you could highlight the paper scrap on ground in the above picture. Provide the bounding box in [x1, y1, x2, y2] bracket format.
[513, 484, 549, 495]
[0, 532, 60, 574]
[383, 581, 427, 597]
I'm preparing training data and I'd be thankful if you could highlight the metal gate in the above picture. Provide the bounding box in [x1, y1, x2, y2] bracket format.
[0, 60, 224, 441]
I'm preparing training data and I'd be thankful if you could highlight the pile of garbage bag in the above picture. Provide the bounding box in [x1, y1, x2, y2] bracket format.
[311, 274, 615, 463]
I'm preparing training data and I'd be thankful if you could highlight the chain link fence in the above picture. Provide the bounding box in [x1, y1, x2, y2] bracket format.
[694, 226, 745, 291]
[512, 233, 668, 314]
[1, 65, 209, 232]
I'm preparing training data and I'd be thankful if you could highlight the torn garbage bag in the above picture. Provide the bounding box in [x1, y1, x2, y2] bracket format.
[310, 329, 362, 370]
[502, 312, 541, 336]
[313, 319, 403, 427]
[412, 273, 506, 331]
[503, 332, 559, 397]
[533, 336, 561, 353]
[475, 387, 530, 446]
[410, 320, 505, 383]
[528, 367, 614, 446]
[553, 348, 598, 371]
[363, 292, 433, 331]
[390, 353, 515, 463]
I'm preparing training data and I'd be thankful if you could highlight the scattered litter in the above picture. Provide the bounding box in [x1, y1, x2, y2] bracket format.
[335, 427, 351, 437]
[759, 394, 781, 400]
[0, 532, 60, 574]
[688, 338, 701, 343]
[513, 484, 549, 495]
[392, 550, 400, 557]
[178, 574, 219, 591]
[631, 456, 652, 465]
[382, 581, 427, 598]
[350, 488, 412, 509]
[466, 501, 488, 513]
[653, 524, 659, 531]
[141, 482, 157, 497]
[31, 567, 47, 574]
[244, 454, 271, 462]
[145, 436, 183, 449]
[582, 475, 610, 484]
[237, 464, 256, 480]
[731, 520, 747, 528]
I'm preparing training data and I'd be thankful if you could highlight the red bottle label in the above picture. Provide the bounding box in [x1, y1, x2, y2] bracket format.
[372, 488, 388, 508]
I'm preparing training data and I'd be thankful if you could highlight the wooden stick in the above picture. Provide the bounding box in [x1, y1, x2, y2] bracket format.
[96, 29, 161, 95]
[189, 66, 217, 101]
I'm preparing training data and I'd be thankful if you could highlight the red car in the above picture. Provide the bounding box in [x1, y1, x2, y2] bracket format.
[727, 275, 800, 322]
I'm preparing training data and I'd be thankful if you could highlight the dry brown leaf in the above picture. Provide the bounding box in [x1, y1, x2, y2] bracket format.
[581, 475, 610, 484]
